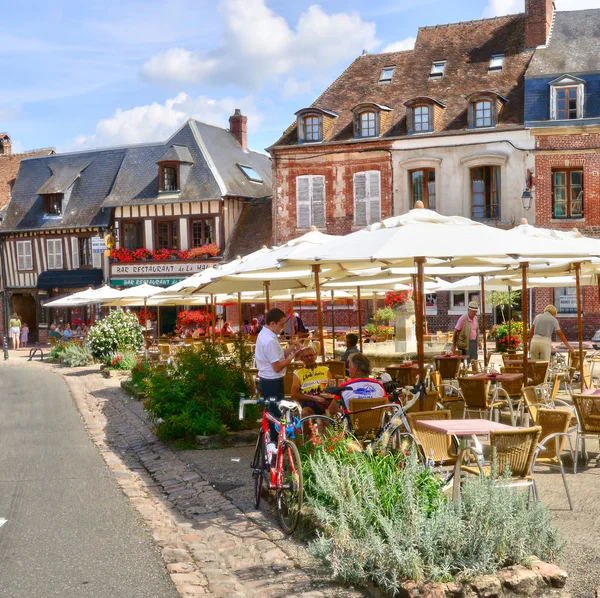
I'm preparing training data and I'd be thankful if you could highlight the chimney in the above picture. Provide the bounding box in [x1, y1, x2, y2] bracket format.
[229, 109, 248, 150]
[525, 0, 554, 48]
[0, 134, 11, 156]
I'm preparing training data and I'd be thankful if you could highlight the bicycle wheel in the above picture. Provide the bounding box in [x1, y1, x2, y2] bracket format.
[379, 425, 424, 461]
[298, 414, 336, 445]
[276, 440, 304, 535]
[251, 430, 267, 509]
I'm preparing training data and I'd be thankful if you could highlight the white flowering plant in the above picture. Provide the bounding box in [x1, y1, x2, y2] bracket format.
[87, 309, 144, 360]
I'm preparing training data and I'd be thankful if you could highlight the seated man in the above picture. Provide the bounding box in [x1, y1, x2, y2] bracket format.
[290, 346, 333, 418]
[340, 332, 360, 375]
[329, 352, 386, 415]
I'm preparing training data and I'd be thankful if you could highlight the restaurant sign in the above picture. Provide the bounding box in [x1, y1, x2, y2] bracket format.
[111, 262, 212, 276]
[111, 278, 185, 287]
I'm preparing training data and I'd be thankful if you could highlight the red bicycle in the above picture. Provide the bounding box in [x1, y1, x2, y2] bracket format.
[239, 397, 303, 534]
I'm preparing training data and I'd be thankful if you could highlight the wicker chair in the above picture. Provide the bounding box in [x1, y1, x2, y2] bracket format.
[347, 397, 388, 438]
[158, 343, 172, 362]
[404, 390, 439, 414]
[568, 353, 592, 391]
[325, 359, 346, 378]
[406, 409, 457, 465]
[458, 377, 509, 420]
[571, 394, 600, 473]
[501, 353, 524, 366]
[434, 357, 462, 381]
[461, 426, 542, 501]
[386, 366, 418, 387]
[430, 371, 463, 407]
[529, 361, 550, 387]
[533, 408, 574, 510]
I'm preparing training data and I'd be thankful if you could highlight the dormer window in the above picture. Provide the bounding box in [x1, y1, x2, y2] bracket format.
[163, 166, 178, 191]
[488, 54, 505, 72]
[549, 75, 585, 121]
[474, 100, 492, 128]
[304, 115, 321, 142]
[404, 97, 445, 135]
[295, 108, 338, 144]
[379, 66, 395, 83]
[351, 103, 392, 139]
[156, 144, 194, 194]
[44, 193, 62, 215]
[466, 91, 508, 129]
[430, 61, 446, 78]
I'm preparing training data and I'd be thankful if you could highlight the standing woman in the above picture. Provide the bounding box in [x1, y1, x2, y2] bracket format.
[529, 304, 574, 361]
[9, 313, 21, 350]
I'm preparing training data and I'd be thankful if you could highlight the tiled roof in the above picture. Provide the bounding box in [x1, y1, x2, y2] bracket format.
[273, 14, 533, 146]
[526, 10, 600, 77]
[222, 198, 272, 260]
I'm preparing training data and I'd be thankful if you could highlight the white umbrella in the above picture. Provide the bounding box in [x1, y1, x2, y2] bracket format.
[43, 285, 123, 307]
[104, 283, 164, 307]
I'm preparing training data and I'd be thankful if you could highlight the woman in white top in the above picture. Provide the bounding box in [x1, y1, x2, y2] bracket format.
[529, 304, 573, 361]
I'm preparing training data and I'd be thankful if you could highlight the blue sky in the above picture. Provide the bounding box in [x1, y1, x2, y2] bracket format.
[2, 0, 597, 154]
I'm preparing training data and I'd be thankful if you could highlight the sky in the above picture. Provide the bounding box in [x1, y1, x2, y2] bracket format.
[2, 0, 599, 155]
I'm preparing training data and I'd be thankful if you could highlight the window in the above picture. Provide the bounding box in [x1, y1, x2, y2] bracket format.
[425, 293, 437, 314]
[409, 169, 436, 209]
[163, 166, 178, 191]
[44, 194, 62, 215]
[452, 291, 480, 310]
[156, 221, 178, 250]
[354, 171, 381, 227]
[379, 66, 395, 83]
[359, 111, 377, 137]
[555, 87, 578, 120]
[16, 240, 33, 270]
[555, 287, 582, 314]
[474, 100, 493, 128]
[552, 169, 583, 218]
[122, 221, 144, 250]
[489, 53, 505, 72]
[430, 61, 446, 78]
[237, 164, 263, 182]
[471, 166, 500, 220]
[46, 239, 63, 270]
[304, 115, 322, 142]
[413, 105, 430, 132]
[79, 237, 92, 267]
[296, 175, 325, 229]
[191, 219, 214, 247]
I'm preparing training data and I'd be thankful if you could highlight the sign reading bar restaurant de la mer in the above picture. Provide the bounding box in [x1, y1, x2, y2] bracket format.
[111, 262, 212, 276]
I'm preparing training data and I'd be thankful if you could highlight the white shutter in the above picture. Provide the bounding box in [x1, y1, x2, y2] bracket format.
[23, 241, 33, 270]
[296, 176, 311, 228]
[311, 176, 325, 229]
[368, 171, 381, 224]
[71, 237, 80, 270]
[47, 239, 62, 270]
[354, 172, 368, 227]
[92, 239, 102, 269]
[16, 242, 25, 270]
[47, 240, 55, 270]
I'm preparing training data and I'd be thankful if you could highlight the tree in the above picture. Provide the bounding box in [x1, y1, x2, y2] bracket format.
[488, 290, 519, 323]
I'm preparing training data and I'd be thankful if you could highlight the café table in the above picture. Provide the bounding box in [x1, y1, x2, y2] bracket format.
[470, 372, 523, 425]
[415, 418, 515, 499]
[581, 388, 600, 395]
[434, 354, 465, 381]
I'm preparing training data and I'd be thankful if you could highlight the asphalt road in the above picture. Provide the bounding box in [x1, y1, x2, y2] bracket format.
[0, 365, 179, 598]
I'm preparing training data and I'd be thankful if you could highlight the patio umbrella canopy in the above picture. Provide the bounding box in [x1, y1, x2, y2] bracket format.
[104, 283, 164, 307]
[43, 285, 123, 307]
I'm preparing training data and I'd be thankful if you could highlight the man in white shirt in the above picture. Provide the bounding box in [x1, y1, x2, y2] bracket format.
[255, 308, 302, 438]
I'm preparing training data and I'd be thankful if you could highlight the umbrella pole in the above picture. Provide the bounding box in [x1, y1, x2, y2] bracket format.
[312, 265, 325, 362]
[331, 290, 335, 356]
[290, 294, 295, 338]
[480, 275, 487, 366]
[346, 300, 350, 333]
[211, 293, 216, 346]
[237, 292, 242, 341]
[415, 258, 425, 382]
[575, 263, 586, 390]
[521, 264, 529, 387]
[144, 297, 148, 358]
[357, 286, 363, 352]
[264, 281, 271, 311]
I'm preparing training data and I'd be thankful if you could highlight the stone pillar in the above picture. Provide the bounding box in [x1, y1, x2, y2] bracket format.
[394, 301, 417, 353]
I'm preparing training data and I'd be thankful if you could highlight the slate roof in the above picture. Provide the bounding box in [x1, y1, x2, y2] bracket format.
[37, 159, 91, 194]
[526, 9, 600, 77]
[273, 14, 533, 146]
[156, 144, 195, 164]
[222, 198, 272, 261]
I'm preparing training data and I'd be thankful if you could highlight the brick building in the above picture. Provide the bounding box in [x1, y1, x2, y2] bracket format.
[525, 7, 600, 338]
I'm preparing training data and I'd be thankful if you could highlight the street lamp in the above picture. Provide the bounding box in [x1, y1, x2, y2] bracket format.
[521, 188, 533, 211]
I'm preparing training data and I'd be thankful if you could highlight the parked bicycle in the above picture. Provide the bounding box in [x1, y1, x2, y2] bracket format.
[238, 396, 303, 534]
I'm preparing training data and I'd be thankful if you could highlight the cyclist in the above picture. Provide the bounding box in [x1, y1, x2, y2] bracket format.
[290, 345, 333, 418]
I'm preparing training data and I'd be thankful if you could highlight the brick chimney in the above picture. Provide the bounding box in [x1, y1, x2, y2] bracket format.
[0, 134, 11, 156]
[229, 109, 248, 150]
[525, 0, 554, 48]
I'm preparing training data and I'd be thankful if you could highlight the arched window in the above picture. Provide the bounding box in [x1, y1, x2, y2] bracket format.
[359, 111, 377, 137]
[304, 115, 322, 142]
[474, 100, 492, 128]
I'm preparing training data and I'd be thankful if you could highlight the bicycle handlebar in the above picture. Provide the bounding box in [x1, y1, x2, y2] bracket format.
[238, 396, 301, 420]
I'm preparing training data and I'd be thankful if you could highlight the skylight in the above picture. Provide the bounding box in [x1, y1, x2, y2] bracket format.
[489, 54, 505, 72]
[430, 61, 447, 78]
[379, 66, 396, 83]
[238, 164, 263, 183]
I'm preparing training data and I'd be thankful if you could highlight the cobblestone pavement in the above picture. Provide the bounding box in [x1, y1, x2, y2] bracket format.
[10, 357, 368, 598]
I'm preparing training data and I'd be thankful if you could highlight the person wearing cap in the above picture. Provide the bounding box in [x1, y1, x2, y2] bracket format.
[529, 304, 573, 361]
[290, 345, 333, 418]
[452, 301, 480, 363]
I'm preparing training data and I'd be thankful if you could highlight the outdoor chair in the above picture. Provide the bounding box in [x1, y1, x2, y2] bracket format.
[325, 359, 346, 378]
[406, 409, 457, 465]
[538, 372, 565, 404]
[404, 390, 438, 414]
[386, 365, 418, 388]
[347, 397, 388, 439]
[568, 353, 592, 391]
[457, 377, 510, 421]
[158, 344, 172, 362]
[434, 357, 462, 381]
[529, 361, 550, 387]
[461, 426, 542, 503]
[430, 371, 462, 408]
[49, 336, 57, 347]
[571, 394, 600, 473]
[501, 353, 523, 366]
[533, 408, 574, 510]
[283, 370, 295, 397]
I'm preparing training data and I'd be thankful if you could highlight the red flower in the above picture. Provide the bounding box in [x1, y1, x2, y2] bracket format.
[385, 289, 413, 309]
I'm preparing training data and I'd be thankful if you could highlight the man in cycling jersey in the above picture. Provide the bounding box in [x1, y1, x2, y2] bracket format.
[290, 345, 333, 418]
[328, 352, 386, 415]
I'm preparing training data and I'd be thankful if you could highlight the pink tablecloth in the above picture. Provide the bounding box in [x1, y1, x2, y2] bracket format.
[415, 418, 515, 436]
[581, 389, 600, 395]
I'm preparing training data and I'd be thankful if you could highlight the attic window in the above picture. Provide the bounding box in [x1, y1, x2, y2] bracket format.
[44, 193, 62, 215]
[379, 66, 396, 83]
[430, 61, 447, 78]
[489, 54, 505, 72]
[238, 164, 263, 183]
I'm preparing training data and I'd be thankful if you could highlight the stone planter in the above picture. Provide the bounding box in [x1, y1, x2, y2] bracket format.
[394, 301, 417, 354]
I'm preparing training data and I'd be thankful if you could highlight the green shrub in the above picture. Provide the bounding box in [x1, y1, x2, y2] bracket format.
[376, 306, 396, 323]
[59, 343, 94, 367]
[48, 342, 70, 360]
[105, 351, 137, 371]
[305, 447, 563, 593]
[130, 358, 151, 392]
[87, 309, 144, 360]
[143, 342, 252, 440]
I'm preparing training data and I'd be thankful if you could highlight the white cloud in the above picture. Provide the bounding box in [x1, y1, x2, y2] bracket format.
[483, 0, 600, 17]
[381, 37, 416, 53]
[280, 77, 314, 99]
[141, 0, 378, 90]
[65, 92, 262, 150]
